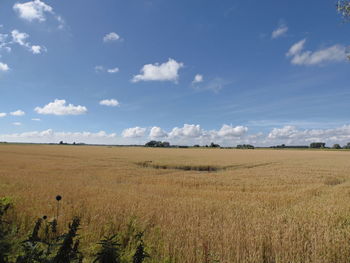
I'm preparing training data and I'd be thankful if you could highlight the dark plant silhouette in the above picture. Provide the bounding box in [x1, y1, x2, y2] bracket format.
[53, 217, 82, 263]
[0, 198, 12, 263]
[93, 235, 121, 263]
[55, 195, 62, 222]
[133, 232, 149, 263]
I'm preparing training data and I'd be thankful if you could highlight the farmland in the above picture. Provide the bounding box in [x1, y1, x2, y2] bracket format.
[1, 144, 350, 262]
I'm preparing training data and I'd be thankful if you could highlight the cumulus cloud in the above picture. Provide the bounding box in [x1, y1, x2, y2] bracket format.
[0, 113, 7, 117]
[0, 62, 9, 72]
[169, 124, 203, 138]
[132, 58, 184, 83]
[266, 125, 350, 146]
[272, 24, 288, 39]
[13, 0, 53, 22]
[12, 122, 22, 126]
[11, 30, 29, 46]
[149, 127, 168, 139]
[11, 29, 45, 54]
[107, 67, 119, 74]
[99, 99, 119, 107]
[31, 118, 41, 121]
[0, 129, 117, 144]
[122, 127, 147, 138]
[1, 123, 350, 146]
[10, 110, 25, 116]
[286, 39, 347, 65]
[192, 74, 203, 84]
[216, 125, 248, 137]
[13, 0, 64, 29]
[34, 99, 87, 115]
[103, 32, 120, 42]
[31, 45, 43, 54]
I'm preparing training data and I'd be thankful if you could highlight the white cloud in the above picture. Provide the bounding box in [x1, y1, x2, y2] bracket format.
[31, 45, 42, 54]
[169, 124, 203, 138]
[286, 39, 306, 57]
[13, 0, 64, 29]
[11, 30, 44, 54]
[0, 33, 11, 52]
[266, 125, 350, 146]
[0, 129, 117, 144]
[149, 127, 167, 139]
[94, 65, 104, 73]
[216, 125, 248, 137]
[13, 0, 53, 22]
[286, 39, 347, 65]
[272, 24, 288, 39]
[99, 99, 119, 107]
[34, 99, 87, 115]
[192, 77, 227, 93]
[268, 125, 298, 140]
[10, 110, 25, 116]
[31, 118, 41, 121]
[192, 74, 203, 84]
[122, 127, 146, 138]
[11, 30, 29, 46]
[107, 67, 119, 74]
[132, 58, 184, 83]
[95, 66, 119, 74]
[0, 113, 7, 117]
[0, 62, 10, 72]
[1, 123, 350, 147]
[103, 32, 120, 42]
[0, 33, 7, 42]
[12, 122, 22, 126]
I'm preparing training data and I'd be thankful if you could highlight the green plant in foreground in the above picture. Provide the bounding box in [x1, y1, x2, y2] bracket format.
[132, 232, 149, 263]
[16, 216, 83, 263]
[0, 197, 13, 263]
[1, 196, 152, 263]
[94, 235, 121, 263]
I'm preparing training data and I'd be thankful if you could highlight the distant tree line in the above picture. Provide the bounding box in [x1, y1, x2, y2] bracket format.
[236, 144, 255, 149]
[269, 142, 350, 149]
[310, 142, 350, 149]
[270, 144, 308, 149]
[58, 141, 85, 145]
[145, 141, 170, 147]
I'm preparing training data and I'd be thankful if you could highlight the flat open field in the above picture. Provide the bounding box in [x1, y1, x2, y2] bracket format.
[1, 144, 350, 262]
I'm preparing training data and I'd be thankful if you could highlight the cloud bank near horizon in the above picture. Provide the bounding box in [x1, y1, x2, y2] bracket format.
[2, 124, 350, 147]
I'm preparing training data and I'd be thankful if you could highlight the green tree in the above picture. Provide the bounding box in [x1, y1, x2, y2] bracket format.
[338, 0, 350, 20]
[332, 144, 342, 149]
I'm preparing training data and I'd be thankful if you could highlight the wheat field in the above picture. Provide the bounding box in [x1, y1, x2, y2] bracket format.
[1, 144, 350, 262]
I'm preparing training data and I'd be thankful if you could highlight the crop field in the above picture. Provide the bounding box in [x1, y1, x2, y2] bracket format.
[1, 144, 350, 262]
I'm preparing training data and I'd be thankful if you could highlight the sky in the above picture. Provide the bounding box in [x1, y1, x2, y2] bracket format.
[0, 0, 349, 146]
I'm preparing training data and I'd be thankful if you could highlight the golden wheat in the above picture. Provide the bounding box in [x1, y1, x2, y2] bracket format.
[1, 144, 350, 262]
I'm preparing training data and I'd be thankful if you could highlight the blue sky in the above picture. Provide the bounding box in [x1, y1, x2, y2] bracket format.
[0, 0, 349, 146]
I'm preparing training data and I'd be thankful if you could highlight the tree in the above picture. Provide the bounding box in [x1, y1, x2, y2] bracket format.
[236, 144, 254, 149]
[332, 144, 342, 149]
[337, 1, 350, 60]
[210, 142, 220, 148]
[343, 142, 350, 149]
[145, 141, 170, 147]
[310, 142, 326, 149]
[338, 1, 350, 20]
